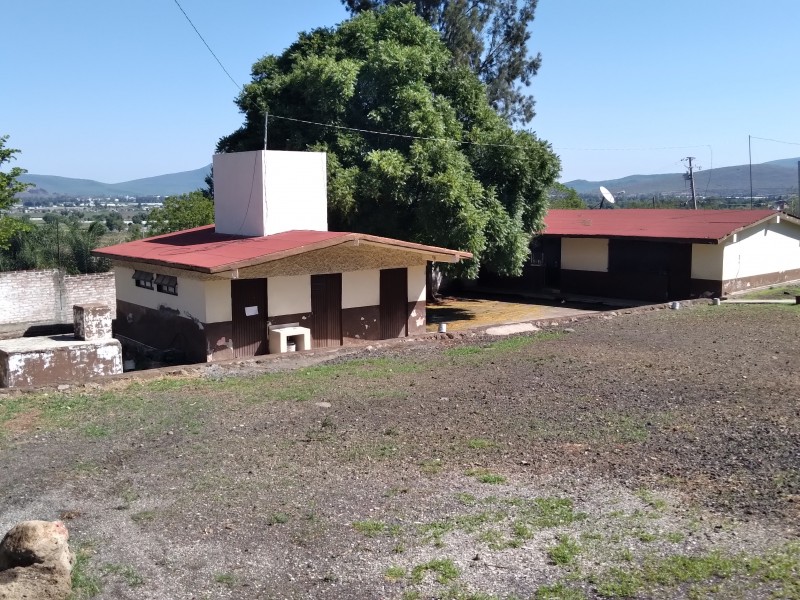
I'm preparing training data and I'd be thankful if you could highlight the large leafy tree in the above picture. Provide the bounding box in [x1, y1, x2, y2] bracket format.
[147, 191, 215, 236]
[0, 135, 34, 250]
[342, 0, 541, 124]
[218, 6, 559, 277]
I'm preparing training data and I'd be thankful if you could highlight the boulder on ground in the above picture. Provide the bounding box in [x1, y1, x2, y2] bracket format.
[0, 521, 73, 600]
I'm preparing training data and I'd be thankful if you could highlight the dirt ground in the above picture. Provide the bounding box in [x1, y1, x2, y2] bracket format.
[0, 302, 798, 599]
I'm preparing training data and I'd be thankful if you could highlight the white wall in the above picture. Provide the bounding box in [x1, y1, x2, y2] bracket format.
[407, 265, 426, 302]
[561, 238, 609, 272]
[267, 274, 311, 316]
[213, 150, 327, 237]
[342, 270, 379, 308]
[722, 219, 800, 280]
[691, 244, 723, 280]
[213, 151, 266, 237]
[264, 151, 327, 235]
[115, 267, 231, 323]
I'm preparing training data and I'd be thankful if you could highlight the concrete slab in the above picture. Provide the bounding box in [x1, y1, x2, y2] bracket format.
[0, 335, 122, 388]
[485, 323, 541, 336]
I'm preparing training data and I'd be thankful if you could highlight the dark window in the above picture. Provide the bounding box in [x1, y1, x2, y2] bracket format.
[132, 270, 154, 289]
[155, 274, 178, 295]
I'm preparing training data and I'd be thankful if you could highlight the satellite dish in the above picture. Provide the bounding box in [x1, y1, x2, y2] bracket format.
[599, 186, 616, 204]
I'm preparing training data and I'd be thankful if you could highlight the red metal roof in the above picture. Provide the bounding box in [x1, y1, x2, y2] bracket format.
[542, 209, 786, 242]
[94, 225, 471, 273]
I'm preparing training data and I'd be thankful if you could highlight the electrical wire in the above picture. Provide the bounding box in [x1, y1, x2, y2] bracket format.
[170, 1, 717, 160]
[750, 135, 800, 146]
[172, 0, 241, 90]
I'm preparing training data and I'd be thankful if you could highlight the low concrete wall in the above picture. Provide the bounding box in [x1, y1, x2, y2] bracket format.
[0, 270, 115, 325]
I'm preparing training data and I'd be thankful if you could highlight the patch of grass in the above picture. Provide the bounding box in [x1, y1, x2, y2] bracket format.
[130, 510, 157, 525]
[548, 536, 581, 566]
[353, 519, 400, 537]
[490, 331, 563, 353]
[635, 489, 667, 511]
[738, 284, 800, 300]
[267, 512, 289, 525]
[420, 458, 443, 475]
[444, 346, 484, 357]
[410, 558, 460, 584]
[70, 542, 101, 599]
[214, 572, 236, 587]
[82, 424, 109, 438]
[592, 544, 800, 598]
[456, 492, 478, 506]
[467, 438, 494, 450]
[465, 468, 506, 484]
[384, 565, 406, 581]
[535, 582, 586, 600]
[519, 497, 587, 528]
[101, 563, 144, 587]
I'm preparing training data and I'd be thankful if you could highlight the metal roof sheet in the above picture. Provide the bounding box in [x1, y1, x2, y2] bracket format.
[542, 209, 787, 242]
[94, 226, 471, 273]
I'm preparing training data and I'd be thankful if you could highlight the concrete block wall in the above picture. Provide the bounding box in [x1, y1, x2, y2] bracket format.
[0, 270, 116, 325]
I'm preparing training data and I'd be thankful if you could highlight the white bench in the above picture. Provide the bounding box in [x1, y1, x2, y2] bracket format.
[268, 325, 311, 354]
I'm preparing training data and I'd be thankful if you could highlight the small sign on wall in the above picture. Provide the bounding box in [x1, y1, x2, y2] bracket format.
[245, 306, 259, 316]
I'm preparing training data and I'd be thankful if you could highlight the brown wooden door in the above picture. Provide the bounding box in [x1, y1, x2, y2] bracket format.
[310, 273, 342, 348]
[231, 278, 267, 357]
[380, 268, 408, 339]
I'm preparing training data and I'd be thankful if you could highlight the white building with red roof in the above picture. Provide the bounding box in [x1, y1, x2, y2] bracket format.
[94, 151, 471, 363]
[506, 209, 800, 301]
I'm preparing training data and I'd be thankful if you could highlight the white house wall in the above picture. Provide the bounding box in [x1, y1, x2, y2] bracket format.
[263, 151, 328, 235]
[561, 238, 609, 272]
[212, 151, 267, 237]
[722, 219, 800, 280]
[691, 244, 723, 280]
[342, 270, 380, 308]
[407, 265, 426, 302]
[267, 274, 311, 316]
[115, 266, 228, 324]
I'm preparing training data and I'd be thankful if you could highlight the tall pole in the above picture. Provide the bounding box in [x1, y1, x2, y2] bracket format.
[796, 160, 799, 215]
[263, 111, 269, 150]
[748, 135, 753, 209]
[686, 156, 697, 210]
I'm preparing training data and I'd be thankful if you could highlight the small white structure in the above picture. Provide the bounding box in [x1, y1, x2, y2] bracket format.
[0, 304, 122, 388]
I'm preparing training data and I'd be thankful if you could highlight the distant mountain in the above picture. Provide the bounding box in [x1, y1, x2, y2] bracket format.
[565, 157, 800, 197]
[18, 165, 211, 198]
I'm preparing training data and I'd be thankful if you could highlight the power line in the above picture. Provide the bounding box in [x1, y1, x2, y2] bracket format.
[170, 1, 717, 158]
[750, 135, 800, 146]
[172, 0, 240, 90]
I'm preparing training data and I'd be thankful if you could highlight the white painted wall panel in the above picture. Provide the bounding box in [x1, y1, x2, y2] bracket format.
[204, 279, 232, 322]
[115, 267, 226, 323]
[264, 151, 328, 235]
[213, 151, 267, 237]
[691, 244, 723, 280]
[267, 274, 311, 316]
[212, 150, 328, 237]
[342, 270, 379, 308]
[722, 219, 800, 280]
[561, 238, 608, 272]
[407, 265, 426, 302]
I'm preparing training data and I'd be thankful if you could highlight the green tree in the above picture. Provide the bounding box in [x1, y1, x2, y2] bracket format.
[218, 6, 559, 277]
[147, 191, 215, 236]
[342, 0, 542, 124]
[548, 183, 586, 209]
[105, 211, 126, 231]
[0, 135, 34, 250]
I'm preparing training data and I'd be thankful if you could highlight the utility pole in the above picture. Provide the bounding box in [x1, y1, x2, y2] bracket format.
[683, 157, 698, 210]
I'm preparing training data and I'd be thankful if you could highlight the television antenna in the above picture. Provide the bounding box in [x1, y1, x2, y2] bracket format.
[596, 186, 616, 209]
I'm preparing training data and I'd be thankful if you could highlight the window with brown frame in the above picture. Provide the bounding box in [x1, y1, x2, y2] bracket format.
[132, 270, 154, 289]
[155, 274, 178, 295]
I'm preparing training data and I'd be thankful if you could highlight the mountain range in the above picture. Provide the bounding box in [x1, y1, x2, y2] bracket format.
[565, 157, 799, 197]
[19, 165, 212, 199]
[16, 157, 800, 199]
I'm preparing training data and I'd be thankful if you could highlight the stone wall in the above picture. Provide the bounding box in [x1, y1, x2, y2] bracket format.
[0, 270, 116, 325]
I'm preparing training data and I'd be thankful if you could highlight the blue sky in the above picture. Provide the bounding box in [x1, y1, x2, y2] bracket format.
[2, 1, 799, 184]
